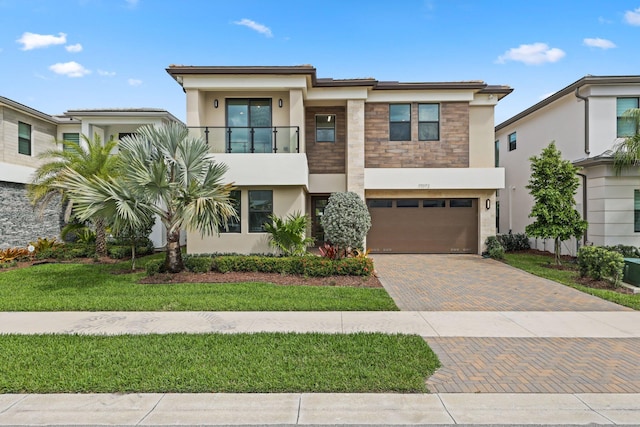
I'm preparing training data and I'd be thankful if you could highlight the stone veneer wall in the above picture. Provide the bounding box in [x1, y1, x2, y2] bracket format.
[304, 106, 346, 174]
[365, 102, 470, 168]
[0, 181, 61, 248]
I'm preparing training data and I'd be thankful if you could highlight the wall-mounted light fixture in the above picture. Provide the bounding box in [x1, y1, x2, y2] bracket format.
[278, 99, 283, 108]
[485, 199, 491, 210]
[214, 99, 219, 108]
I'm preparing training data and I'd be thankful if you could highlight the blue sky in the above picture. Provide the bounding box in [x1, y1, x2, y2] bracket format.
[1, 0, 639, 124]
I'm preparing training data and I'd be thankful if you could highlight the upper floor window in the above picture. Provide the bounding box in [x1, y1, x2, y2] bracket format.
[18, 122, 31, 156]
[62, 133, 80, 152]
[315, 114, 336, 142]
[495, 140, 499, 167]
[227, 99, 272, 153]
[508, 132, 517, 151]
[418, 104, 439, 141]
[221, 190, 241, 233]
[248, 190, 273, 232]
[617, 97, 639, 138]
[389, 104, 411, 141]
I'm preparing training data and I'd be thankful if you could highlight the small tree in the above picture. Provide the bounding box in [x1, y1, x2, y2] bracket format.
[525, 142, 587, 265]
[321, 192, 371, 258]
[264, 212, 314, 256]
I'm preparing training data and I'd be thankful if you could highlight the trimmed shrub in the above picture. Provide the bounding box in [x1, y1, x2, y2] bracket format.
[145, 259, 165, 276]
[184, 256, 214, 273]
[211, 255, 373, 277]
[321, 192, 371, 254]
[497, 233, 530, 252]
[602, 244, 640, 258]
[577, 246, 624, 285]
[484, 236, 505, 259]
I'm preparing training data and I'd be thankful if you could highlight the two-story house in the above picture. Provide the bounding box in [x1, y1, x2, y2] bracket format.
[0, 96, 181, 248]
[166, 65, 511, 255]
[495, 75, 640, 255]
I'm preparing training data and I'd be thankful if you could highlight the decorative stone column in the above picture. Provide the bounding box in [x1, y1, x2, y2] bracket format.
[346, 99, 365, 199]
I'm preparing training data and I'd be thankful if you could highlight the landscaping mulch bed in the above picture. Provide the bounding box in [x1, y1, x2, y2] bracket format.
[139, 270, 383, 288]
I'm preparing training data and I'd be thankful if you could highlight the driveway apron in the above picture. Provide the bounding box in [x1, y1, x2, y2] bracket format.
[372, 254, 640, 394]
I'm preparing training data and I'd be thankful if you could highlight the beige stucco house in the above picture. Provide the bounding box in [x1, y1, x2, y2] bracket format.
[0, 96, 181, 248]
[495, 75, 640, 255]
[166, 65, 511, 255]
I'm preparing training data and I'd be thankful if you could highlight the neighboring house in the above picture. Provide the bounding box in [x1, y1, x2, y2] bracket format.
[495, 75, 640, 256]
[0, 96, 181, 248]
[166, 65, 511, 255]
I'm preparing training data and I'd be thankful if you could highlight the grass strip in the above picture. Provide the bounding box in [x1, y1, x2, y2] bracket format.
[0, 333, 439, 393]
[0, 263, 397, 311]
[504, 252, 640, 310]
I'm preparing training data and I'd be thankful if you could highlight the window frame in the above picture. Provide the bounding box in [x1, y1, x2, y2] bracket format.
[389, 104, 411, 141]
[508, 132, 517, 151]
[418, 103, 440, 141]
[617, 97, 639, 138]
[248, 190, 273, 233]
[220, 190, 242, 233]
[18, 121, 32, 156]
[315, 114, 336, 143]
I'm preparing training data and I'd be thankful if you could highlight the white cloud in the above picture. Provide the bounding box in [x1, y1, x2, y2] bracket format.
[17, 32, 67, 50]
[539, 92, 555, 100]
[65, 43, 83, 53]
[128, 78, 142, 86]
[598, 16, 613, 24]
[625, 7, 640, 25]
[233, 18, 273, 37]
[98, 69, 116, 77]
[49, 61, 90, 77]
[125, 0, 139, 7]
[496, 42, 565, 65]
[583, 38, 616, 49]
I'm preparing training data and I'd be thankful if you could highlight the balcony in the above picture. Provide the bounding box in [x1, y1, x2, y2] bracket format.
[189, 126, 300, 153]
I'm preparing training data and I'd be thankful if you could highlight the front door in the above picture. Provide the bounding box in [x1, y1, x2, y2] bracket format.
[311, 196, 330, 245]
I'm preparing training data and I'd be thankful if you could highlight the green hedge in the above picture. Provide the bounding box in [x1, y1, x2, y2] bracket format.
[199, 255, 374, 277]
[577, 246, 624, 285]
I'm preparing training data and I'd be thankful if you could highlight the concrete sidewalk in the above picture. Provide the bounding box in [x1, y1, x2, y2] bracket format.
[2, 310, 640, 337]
[1, 392, 640, 425]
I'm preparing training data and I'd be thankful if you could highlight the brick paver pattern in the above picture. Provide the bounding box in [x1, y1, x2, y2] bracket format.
[426, 337, 640, 393]
[373, 254, 630, 311]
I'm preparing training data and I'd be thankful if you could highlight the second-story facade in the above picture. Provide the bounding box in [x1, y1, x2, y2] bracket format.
[496, 75, 640, 255]
[167, 65, 511, 255]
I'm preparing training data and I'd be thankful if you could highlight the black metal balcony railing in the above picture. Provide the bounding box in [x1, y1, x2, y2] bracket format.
[188, 126, 300, 154]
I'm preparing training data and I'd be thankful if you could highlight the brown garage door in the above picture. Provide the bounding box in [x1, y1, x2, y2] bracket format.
[366, 198, 478, 254]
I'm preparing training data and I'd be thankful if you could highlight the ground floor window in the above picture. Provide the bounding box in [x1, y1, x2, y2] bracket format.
[62, 133, 80, 152]
[635, 190, 640, 232]
[249, 190, 273, 232]
[221, 190, 241, 233]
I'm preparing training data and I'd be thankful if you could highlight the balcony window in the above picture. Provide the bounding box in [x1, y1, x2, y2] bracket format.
[249, 190, 273, 232]
[227, 99, 272, 153]
[617, 98, 639, 138]
[418, 104, 439, 141]
[389, 104, 411, 141]
[315, 114, 336, 142]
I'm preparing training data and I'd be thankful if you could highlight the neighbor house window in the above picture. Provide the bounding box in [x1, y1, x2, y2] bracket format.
[389, 104, 411, 141]
[18, 122, 31, 155]
[495, 140, 500, 167]
[508, 132, 517, 151]
[62, 133, 80, 152]
[248, 190, 273, 232]
[635, 190, 640, 233]
[418, 104, 439, 141]
[221, 190, 241, 233]
[315, 114, 336, 142]
[617, 98, 639, 137]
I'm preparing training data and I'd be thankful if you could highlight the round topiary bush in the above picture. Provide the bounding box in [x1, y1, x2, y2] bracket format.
[321, 192, 371, 252]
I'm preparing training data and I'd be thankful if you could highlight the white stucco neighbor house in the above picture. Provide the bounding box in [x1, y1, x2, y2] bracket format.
[166, 65, 512, 255]
[495, 75, 640, 256]
[0, 96, 181, 248]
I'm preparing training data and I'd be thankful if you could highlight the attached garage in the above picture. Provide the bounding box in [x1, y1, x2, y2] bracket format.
[366, 198, 478, 254]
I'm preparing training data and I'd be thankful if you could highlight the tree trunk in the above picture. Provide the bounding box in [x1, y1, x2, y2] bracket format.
[94, 217, 107, 257]
[130, 242, 136, 271]
[554, 238, 561, 265]
[165, 229, 184, 273]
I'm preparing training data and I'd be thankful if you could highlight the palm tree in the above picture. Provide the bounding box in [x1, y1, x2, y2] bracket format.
[28, 134, 119, 257]
[60, 122, 236, 273]
[613, 108, 640, 175]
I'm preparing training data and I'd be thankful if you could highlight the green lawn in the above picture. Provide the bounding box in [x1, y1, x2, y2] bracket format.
[504, 252, 640, 310]
[0, 261, 397, 311]
[0, 333, 439, 393]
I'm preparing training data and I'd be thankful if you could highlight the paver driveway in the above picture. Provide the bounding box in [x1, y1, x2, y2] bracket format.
[372, 254, 640, 393]
[372, 254, 629, 311]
